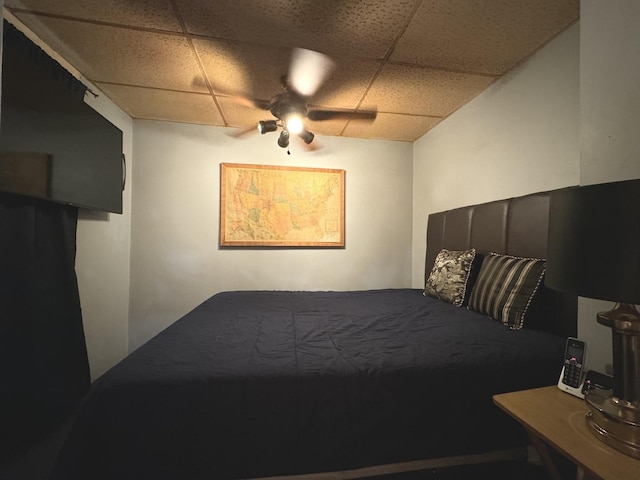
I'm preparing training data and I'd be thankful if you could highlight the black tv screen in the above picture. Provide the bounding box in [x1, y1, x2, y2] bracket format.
[0, 21, 123, 214]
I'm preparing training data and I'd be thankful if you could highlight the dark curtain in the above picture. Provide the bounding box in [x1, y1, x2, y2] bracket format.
[0, 192, 90, 460]
[3, 19, 87, 99]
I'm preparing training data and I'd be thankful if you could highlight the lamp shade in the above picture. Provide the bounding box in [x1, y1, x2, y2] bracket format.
[545, 179, 640, 304]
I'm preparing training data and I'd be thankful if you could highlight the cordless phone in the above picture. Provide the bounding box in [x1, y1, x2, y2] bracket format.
[557, 337, 586, 398]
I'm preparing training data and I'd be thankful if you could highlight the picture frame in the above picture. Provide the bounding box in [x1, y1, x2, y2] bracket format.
[220, 163, 345, 247]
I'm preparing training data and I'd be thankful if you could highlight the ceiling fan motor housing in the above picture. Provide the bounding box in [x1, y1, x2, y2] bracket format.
[269, 93, 308, 120]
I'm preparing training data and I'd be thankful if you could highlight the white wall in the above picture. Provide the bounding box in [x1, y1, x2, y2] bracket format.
[129, 121, 413, 350]
[411, 23, 580, 287]
[577, 0, 640, 373]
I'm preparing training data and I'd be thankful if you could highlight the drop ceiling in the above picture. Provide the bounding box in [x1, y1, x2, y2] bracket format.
[3, 0, 579, 143]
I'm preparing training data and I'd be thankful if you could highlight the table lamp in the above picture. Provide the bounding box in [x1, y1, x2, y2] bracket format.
[546, 179, 640, 459]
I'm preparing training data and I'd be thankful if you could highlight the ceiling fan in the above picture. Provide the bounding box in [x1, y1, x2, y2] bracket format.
[230, 48, 377, 150]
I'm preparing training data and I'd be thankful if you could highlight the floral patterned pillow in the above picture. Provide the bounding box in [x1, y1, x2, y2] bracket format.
[424, 248, 476, 307]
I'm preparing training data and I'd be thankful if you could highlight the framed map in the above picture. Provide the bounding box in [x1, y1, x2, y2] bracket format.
[220, 163, 345, 247]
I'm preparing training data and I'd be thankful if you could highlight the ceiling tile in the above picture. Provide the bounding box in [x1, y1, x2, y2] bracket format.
[4, 1, 579, 143]
[176, 0, 420, 58]
[5, 0, 183, 32]
[11, 15, 206, 92]
[343, 113, 441, 142]
[392, 0, 579, 75]
[364, 64, 496, 117]
[311, 57, 381, 109]
[96, 84, 224, 125]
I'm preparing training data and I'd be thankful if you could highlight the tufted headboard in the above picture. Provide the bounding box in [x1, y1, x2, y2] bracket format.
[425, 190, 577, 338]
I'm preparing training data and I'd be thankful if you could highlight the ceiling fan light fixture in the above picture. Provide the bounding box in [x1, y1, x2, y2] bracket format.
[285, 115, 304, 135]
[277, 130, 290, 148]
[258, 120, 278, 134]
[298, 130, 314, 145]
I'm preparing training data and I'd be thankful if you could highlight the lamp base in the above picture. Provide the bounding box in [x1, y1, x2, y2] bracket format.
[586, 303, 640, 458]
[585, 388, 640, 459]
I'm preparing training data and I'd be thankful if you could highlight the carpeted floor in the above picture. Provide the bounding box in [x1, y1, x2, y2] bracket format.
[0, 419, 72, 480]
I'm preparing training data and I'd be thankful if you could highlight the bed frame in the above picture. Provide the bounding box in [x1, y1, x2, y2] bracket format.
[256, 190, 578, 479]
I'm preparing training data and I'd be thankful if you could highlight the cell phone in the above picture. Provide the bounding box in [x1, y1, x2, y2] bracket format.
[557, 337, 586, 398]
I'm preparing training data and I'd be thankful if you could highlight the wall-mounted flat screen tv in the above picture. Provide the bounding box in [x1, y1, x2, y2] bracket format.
[0, 21, 124, 214]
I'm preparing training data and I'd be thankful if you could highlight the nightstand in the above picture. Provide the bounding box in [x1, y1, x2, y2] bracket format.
[494, 386, 640, 480]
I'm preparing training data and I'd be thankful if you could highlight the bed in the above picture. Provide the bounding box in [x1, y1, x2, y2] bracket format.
[50, 190, 576, 480]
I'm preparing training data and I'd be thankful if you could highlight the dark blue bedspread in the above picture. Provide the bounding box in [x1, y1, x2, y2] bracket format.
[51, 289, 565, 479]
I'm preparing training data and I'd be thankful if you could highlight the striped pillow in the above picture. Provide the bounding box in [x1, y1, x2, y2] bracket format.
[468, 253, 546, 329]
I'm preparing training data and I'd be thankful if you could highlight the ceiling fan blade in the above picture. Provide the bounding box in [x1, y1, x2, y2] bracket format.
[307, 109, 377, 122]
[304, 141, 322, 152]
[293, 136, 322, 152]
[230, 95, 271, 111]
[226, 125, 258, 139]
[288, 48, 335, 98]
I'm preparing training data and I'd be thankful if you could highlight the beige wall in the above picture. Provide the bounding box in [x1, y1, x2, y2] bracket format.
[128, 121, 413, 350]
[411, 23, 580, 287]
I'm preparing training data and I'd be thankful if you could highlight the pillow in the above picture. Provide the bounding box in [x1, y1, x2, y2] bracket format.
[468, 253, 546, 329]
[424, 248, 476, 306]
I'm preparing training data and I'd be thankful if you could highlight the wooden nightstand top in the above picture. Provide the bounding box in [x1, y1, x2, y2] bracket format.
[494, 386, 640, 480]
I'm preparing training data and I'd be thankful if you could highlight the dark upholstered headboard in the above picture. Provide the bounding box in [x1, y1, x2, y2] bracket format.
[425, 190, 577, 338]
